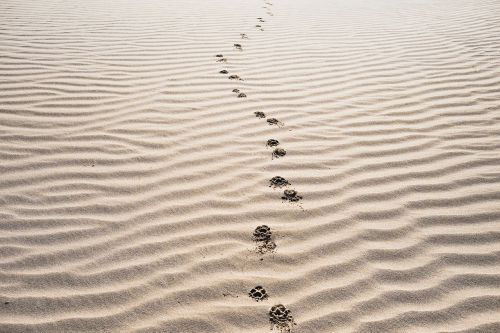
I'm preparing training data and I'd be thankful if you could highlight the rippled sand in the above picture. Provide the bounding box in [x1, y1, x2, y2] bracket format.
[1, 0, 500, 332]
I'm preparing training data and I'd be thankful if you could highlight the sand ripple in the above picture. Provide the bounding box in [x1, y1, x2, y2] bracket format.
[1, 0, 500, 332]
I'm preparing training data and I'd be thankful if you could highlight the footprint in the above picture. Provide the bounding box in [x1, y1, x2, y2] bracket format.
[256, 25, 262, 28]
[238, 93, 247, 98]
[234, 43, 242, 50]
[249, 286, 269, 302]
[219, 70, 229, 74]
[233, 89, 240, 93]
[253, 225, 276, 254]
[254, 111, 266, 118]
[217, 58, 227, 63]
[258, 241, 277, 254]
[269, 304, 296, 332]
[266, 139, 279, 147]
[215, 54, 224, 58]
[269, 176, 289, 187]
[241, 33, 248, 39]
[267, 118, 284, 127]
[229, 75, 242, 80]
[253, 225, 272, 242]
[272, 148, 286, 159]
[282, 189, 302, 203]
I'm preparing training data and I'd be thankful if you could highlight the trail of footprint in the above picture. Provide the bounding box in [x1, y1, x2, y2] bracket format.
[214, 2, 298, 330]
[256, 2, 298, 328]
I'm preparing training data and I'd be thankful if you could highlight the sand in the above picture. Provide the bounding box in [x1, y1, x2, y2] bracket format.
[1, 0, 500, 332]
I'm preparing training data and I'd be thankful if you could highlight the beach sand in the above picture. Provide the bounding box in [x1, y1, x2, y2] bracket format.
[1, 0, 500, 332]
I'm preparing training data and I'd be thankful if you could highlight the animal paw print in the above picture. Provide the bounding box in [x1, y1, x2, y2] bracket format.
[233, 89, 247, 98]
[272, 148, 286, 159]
[229, 74, 243, 81]
[260, 241, 277, 254]
[269, 304, 296, 332]
[255, 111, 266, 118]
[234, 43, 242, 50]
[253, 225, 271, 242]
[267, 118, 284, 127]
[249, 286, 269, 302]
[269, 176, 289, 188]
[266, 139, 280, 147]
[215, 54, 227, 62]
[282, 189, 302, 203]
[253, 225, 277, 254]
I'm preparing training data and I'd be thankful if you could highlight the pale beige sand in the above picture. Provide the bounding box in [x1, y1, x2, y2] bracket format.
[1, 0, 500, 332]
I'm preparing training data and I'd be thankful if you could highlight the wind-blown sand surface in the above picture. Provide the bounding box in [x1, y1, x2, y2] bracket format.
[1, 0, 500, 332]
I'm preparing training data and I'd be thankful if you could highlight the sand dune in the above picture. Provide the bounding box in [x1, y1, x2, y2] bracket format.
[1, 0, 500, 332]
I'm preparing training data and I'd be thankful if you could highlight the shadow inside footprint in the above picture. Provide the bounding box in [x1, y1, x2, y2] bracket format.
[269, 304, 296, 332]
[249, 286, 269, 302]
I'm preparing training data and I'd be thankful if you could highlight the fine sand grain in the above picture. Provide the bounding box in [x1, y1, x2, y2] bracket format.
[1, 0, 500, 332]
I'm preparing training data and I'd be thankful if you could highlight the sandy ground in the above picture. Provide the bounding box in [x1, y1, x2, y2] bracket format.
[1, 0, 500, 332]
